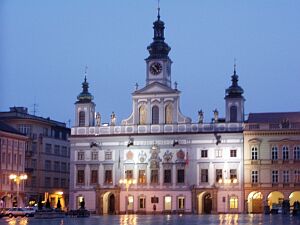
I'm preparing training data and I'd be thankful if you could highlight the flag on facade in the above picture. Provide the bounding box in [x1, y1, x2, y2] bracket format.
[185, 151, 189, 166]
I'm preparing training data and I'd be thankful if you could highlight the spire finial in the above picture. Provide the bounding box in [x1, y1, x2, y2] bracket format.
[157, 0, 160, 20]
[84, 65, 88, 82]
[233, 58, 237, 75]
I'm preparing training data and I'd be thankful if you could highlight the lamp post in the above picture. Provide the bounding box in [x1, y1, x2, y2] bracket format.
[9, 174, 27, 207]
[119, 178, 137, 213]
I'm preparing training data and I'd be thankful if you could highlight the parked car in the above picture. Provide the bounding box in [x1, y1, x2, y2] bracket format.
[5, 208, 35, 217]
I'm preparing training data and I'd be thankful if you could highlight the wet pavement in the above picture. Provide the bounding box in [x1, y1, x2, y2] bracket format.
[0, 214, 299, 225]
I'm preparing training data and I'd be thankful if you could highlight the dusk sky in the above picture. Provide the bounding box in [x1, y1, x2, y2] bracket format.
[1, 0, 300, 126]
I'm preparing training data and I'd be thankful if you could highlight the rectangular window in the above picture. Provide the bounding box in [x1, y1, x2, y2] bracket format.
[201, 150, 208, 158]
[31, 159, 37, 169]
[178, 196, 185, 210]
[125, 170, 133, 179]
[91, 151, 98, 160]
[18, 154, 22, 165]
[177, 169, 185, 183]
[139, 197, 146, 209]
[272, 170, 278, 183]
[251, 171, 258, 183]
[164, 196, 172, 211]
[7, 153, 11, 164]
[31, 176, 36, 187]
[1, 152, 5, 163]
[283, 170, 289, 183]
[229, 196, 238, 209]
[230, 149, 237, 157]
[61, 178, 66, 188]
[45, 177, 51, 187]
[105, 170, 113, 184]
[54, 161, 60, 171]
[61, 146, 68, 156]
[230, 169, 237, 181]
[77, 170, 85, 184]
[91, 170, 98, 184]
[105, 151, 112, 160]
[138, 170, 146, 184]
[215, 149, 222, 158]
[13, 153, 17, 164]
[53, 178, 59, 187]
[18, 124, 31, 134]
[45, 160, 51, 170]
[78, 152, 85, 160]
[61, 162, 67, 172]
[164, 169, 172, 184]
[45, 144, 52, 154]
[201, 169, 208, 183]
[151, 170, 159, 184]
[216, 169, 222, 182]
[54, 145, 60, 155]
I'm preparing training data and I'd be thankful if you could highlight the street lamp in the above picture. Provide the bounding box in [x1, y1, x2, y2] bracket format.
[9, 173, 27, 207]
[119, 178, 137, 192]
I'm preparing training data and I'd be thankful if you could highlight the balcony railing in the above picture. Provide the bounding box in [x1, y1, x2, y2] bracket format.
[71, 123, 243, 136]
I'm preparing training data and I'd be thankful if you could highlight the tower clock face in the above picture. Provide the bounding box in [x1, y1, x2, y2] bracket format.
[150, 62, 162, 75]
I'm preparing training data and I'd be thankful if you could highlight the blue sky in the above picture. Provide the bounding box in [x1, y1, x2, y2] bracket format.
[1, 0, 300, 126]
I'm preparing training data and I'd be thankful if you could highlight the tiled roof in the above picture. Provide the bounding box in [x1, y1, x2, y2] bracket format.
[247, 112, 300, 123]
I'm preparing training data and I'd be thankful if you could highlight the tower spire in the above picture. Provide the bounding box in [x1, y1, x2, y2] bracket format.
[157, 0, 160, 20]
[77, 66, 94, 103]
[225, 60, 244, 98]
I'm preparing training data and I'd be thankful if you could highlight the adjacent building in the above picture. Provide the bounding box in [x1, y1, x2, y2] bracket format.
[69, 12, 245, 214]
[0, 107, 71, 209]
[0, 121, 27, 208]
[244, 112, 300, 213]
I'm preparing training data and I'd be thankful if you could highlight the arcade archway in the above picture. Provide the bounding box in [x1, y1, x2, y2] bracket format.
[247, 191, 263, 213]
[267, 191, 284, 209]
[103, 192, 116, 214]
[197, 192, 212, 214]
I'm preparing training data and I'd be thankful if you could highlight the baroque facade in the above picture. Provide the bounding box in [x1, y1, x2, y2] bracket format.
[0, 107, 71, 209]
[69, 11, 246, 214]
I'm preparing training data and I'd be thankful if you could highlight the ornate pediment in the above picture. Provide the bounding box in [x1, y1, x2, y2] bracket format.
[134, 82, 178, 95]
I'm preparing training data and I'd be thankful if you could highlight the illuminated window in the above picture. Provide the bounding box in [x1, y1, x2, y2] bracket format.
[138, 170, 146, 184]
[294, 170, 300, 183]
[282, 146, 289, 160]
[151, 170, 159, 184]
[178, 196, 185, 210]
[139, 196, 146, 209]
[165, 103, 173, 124]
[127, 195, 134, 211]
[251, 146, 258, 160]
[271, 146, 278, 160]
[126, 170, 133, 179]
[230, 169, 237, 181]
[164, 196, 172, 211]
[79, 111, 85, 126]
[105, 170, 112, 184]
[294, 146, 300, 160]
[77, 170, 84, 184]
[229, 196, 238, 209]
[216, 169, 222, 182]
[91, 170, 98, 184]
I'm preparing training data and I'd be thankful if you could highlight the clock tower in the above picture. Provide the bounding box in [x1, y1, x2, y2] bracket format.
[146, 8, 172, 87]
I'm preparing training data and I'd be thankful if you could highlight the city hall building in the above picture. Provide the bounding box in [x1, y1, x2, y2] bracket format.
[69, 11, 245, 214]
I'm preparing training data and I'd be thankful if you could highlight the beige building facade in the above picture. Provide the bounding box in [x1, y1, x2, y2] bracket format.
[244, 112, 300, 213]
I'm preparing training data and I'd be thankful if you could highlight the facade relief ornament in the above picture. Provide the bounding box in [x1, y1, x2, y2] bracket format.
[163, 150, 173, 163]
[149, 144, 161, 168]
[95, 112, 101, 126]
[126, 150, 134, 161]
[138, 151, 147, 163]
[176, 149, 185, 163]
[110, 111, 116, 126]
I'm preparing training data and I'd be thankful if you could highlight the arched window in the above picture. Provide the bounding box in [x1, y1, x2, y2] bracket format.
[152, 106, 159, 124]
[139, 105, 147, 125]
[294, 146, 300, 160]
[271, 146, 278, 160]
[79, 111, 85, 127]
[165, 103, 173, 124]
[230, 105, 238, 122]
